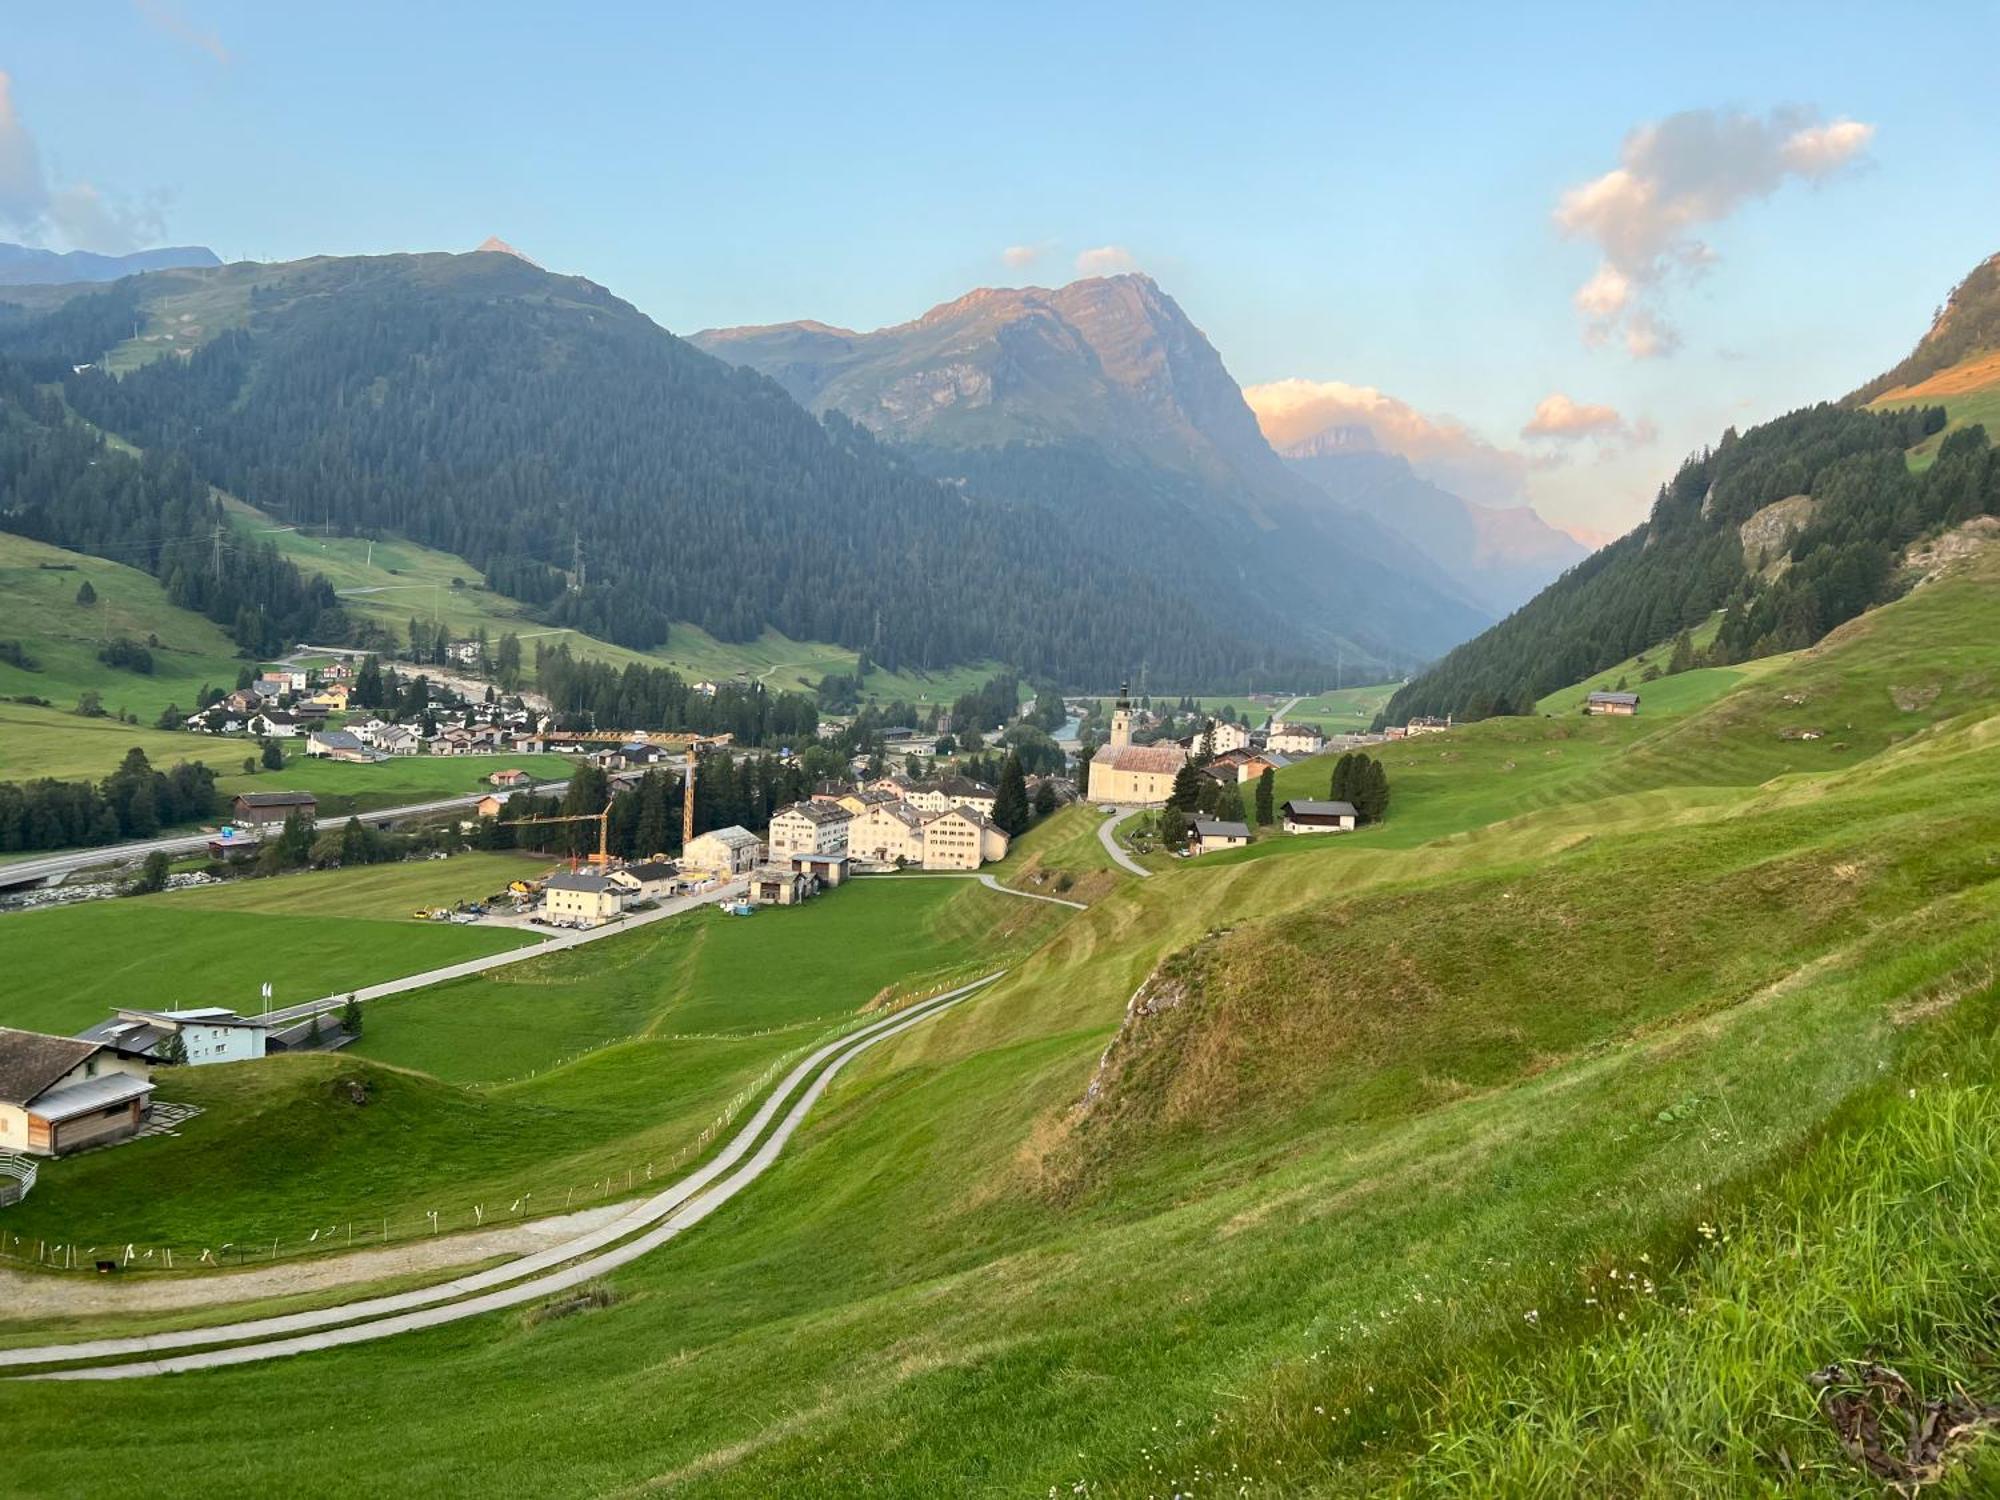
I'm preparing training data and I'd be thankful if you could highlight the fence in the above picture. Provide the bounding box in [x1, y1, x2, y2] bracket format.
[0, 1154, 37, 1209]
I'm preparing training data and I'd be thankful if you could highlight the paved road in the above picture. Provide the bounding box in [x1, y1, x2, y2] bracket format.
[1097, 806, 1154, 879]
[1274, 694, 1304, 722]
[0, 782, 572, 890]
[261, 876, 746, 1025]
[3, 972, 1005, 1380]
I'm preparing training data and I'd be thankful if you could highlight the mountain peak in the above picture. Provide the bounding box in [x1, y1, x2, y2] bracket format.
[472, 236, 539, 267]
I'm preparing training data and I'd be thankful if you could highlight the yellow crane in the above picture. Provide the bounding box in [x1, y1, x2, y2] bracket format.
[507, 804, 614, 867]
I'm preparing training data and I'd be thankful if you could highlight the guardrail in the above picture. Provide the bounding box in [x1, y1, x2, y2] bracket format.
[0, 1154, 37, 1209]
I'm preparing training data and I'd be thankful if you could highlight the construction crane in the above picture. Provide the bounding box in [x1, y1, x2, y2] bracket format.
[507, 805, 614, 868]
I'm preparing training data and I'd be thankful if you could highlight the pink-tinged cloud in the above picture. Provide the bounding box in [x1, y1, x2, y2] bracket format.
[1555, 106, 1874, 357]
[1244, 377, 1539, 507]
[1001, 243, 1048, 270]
[1075, 244, 1137, 275]
[1522, 392, 1623, 441]
[0, 71, 164, 252]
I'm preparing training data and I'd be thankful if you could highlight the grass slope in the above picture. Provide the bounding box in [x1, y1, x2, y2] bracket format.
[0, 532, 244, 727]
[0, 877, 1069, 1257]
[8, 547, 2000, 1495]
[0, 854, 546, 1034]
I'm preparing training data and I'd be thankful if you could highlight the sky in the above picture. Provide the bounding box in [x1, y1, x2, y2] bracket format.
[4, 2, 1999, 540]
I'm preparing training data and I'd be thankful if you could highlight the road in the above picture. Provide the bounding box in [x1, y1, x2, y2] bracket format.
[0, 782, 572, 890]
[1274, 694, 1304, 721]
[1097, 807, 1154, 878]
[260, 876, 745, 1025]
[858, 872, 1088, 911]
[2, 972, 1006, 1380]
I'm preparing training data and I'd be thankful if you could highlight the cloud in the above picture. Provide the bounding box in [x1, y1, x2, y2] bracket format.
[1555, 106, 1874, 356]
[134, 0, 231, 63]
[1244, 377, 1539, 507]
[1075, 244, 1137, 276]
[1521, 393, 1660, 465]
[0, 71, 164, 252]
[1001, 244, 1042, 269]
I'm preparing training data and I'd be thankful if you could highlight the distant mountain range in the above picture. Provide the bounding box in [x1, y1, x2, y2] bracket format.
[0, 252, 1354, 690]
[696, 275, 1535, 663]
[0, 241, 220, 288]
[1262, 423, 1586, 618]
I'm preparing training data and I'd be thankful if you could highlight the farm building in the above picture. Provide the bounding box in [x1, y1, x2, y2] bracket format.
[232, 790, 318, 827]
[0, 1028, 154, 1158]
[749, 864, 811, 906]
[1264, 723, 1326, 756]
[1586, 691, 1640, 716]
[789, 851, 850, 887]
[1190, 818, 1251, 853]
[609, 861, 681, 901]
[1282, 799, 1358, 834]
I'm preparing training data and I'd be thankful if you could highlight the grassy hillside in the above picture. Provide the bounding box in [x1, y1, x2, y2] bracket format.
[0, 531, 244, 723]
[0, 854, 547, 1034]
[0, 876, 1068, 1258]
[6, 543, 2000, 1495]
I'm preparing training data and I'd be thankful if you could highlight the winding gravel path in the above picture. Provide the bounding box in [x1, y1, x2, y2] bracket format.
[3, 973, 1004, 1381]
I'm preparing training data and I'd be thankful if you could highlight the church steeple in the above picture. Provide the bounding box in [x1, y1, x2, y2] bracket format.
[1109, 680, 1133, 749]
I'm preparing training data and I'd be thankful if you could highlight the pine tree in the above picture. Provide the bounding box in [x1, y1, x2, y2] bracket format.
[1033, 780, 1058, 818]
[75, 579, 97, 606]
[341, 995, 364, 1040]
[339, 816, 369, 866]
[1255, 767, 1275, 826]
[992, 752, 1031, 836]
[1168, 761, 1204, 812]
[1356, 757, 1391, 823]
[1330, 751, 1358, 803]
[1158, 806, 1189, 847]
[260, 738, 284, 770]
[1667, 628, 1695, 675]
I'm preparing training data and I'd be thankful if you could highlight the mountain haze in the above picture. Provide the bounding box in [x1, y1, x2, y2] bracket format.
[697, 275, 1497, 665]
[0, 241, 221, 287]
[1270, 423, 1586, 615]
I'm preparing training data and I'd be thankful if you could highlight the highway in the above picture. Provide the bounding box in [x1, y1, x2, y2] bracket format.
[0, 782, 571, 891]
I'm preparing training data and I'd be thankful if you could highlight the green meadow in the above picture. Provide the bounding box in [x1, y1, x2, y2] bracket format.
[5, 545, 2000, 1496]
[0, 854, 547, 1035]
[0, 876, 1068, 1259]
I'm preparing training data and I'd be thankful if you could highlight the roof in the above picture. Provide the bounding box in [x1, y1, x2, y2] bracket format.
[1588, 690, 1641, 705]
[545, 872, 614, 893]
[691, 824, 761, 848]
[935, 776, 994, 797]
[0, 1027, 106, 1107]
[28, 1071, 153, 1123]
[789, 850, 850, 866]
[1269, 723, 1325, 738]
[621, 860, 679, 882]
[1283, 799, 1357, 818]
[1092, 743, 1188, 775]
[234, 790, 318, 809]
[925, 804, 992, 827]
[774, 800, 852, 825]
[310, 729, 366, 750]
[117, 1007, 264, 1029]
[1193, 819, 1251, 838]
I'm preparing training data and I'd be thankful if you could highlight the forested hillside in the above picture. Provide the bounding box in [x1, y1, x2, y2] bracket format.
[0, 254, 1339, 691]
[0, 359, 342, 656]
[1381, 402, 1993, 722]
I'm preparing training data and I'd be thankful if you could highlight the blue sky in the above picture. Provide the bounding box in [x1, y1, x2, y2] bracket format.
[4, 2, 1998, 537]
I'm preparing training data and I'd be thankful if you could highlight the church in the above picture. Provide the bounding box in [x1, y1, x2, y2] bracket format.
[1084, 685, 1187, 804]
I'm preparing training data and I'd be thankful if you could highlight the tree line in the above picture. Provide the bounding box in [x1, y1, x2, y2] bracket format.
[1383, 403, 1984, 724]
[0, 747, 219, 853]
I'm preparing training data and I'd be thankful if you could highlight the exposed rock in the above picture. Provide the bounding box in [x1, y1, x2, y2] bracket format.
[1739, 494, 1817, 574]
[1903, 514, 2000, 586]
[1891, 683, 1942, 712]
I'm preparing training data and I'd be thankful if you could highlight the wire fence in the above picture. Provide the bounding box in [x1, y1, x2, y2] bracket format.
[0, 969, 985, 1276]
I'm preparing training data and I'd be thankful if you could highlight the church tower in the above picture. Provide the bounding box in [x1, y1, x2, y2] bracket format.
[1109, 681, 1133, 749]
